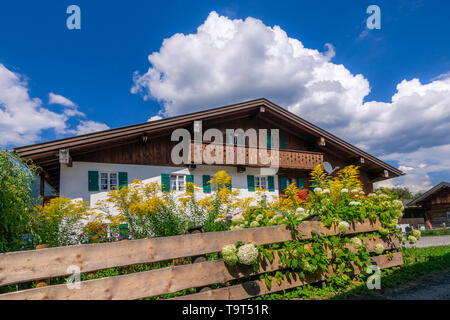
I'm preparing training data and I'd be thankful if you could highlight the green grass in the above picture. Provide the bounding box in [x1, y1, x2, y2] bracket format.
[253, 245, 450, 300]
[420, 229, 450, 237]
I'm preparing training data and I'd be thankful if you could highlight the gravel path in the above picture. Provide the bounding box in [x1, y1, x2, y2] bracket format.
[405, 235, 450, 248]
[385, 271, 450, 300]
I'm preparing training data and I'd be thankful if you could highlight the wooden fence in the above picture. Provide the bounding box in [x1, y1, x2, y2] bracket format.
[0, 219, 403, 300]
[400, 218, 425, 225]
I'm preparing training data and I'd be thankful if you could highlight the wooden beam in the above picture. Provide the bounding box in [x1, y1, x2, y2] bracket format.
[39, 172, 45, 205]
[58, 149, 72, 167]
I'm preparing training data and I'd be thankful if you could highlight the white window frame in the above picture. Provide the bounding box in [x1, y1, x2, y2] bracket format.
[99, 172, 118, 191]
[170, 174, 186, 191]
[255, 176, 268, 190]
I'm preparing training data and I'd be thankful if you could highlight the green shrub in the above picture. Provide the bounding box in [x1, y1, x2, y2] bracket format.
[0, 150, 37, 252]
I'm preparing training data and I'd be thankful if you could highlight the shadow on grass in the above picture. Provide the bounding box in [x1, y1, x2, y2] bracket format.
[333, 250, 450, 300]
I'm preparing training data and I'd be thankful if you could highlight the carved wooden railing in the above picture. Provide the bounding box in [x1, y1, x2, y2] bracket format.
[189, 142, 323, 170]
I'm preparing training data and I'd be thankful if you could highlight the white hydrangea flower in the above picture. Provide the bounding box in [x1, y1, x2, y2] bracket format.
[295, 207, 308, 220]
[378, 194, 389, 199]
[321, 189, 330, 194]
[368, 193, 377, 198]
[250, 221, 259, 228]
[351, 237, 363, 249]
[338, 221, 350, 234]
[411, 229, 421, 239]
[359, 191, 365, 195]
[296, 207, 305, 214]
[374, 243, 384, 255]
[237, 243, 259, 265]
[394, 209, 403, 219]
[301, 261, 318, 273]
[221, 244, 239, 266]
[231, 214, 245, 225]
[341, 188, 349, 193]
[390, 218, 398, 226]
[407, 235, 417, 244]
[313, 187, 323, 193]
[392, 199, 404, 210]
[350, 189, 359, 194]
[222, 243, 237, 257]
[378, 227, 389, 236]
[256, 214, 264, 222]
[349, 201, 362, 206]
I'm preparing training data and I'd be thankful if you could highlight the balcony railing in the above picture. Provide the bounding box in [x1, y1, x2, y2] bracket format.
[189, 142, 323, 170]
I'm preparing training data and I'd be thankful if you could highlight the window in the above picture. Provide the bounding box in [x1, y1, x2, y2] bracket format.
[255, 176, 267, 189]
[170, 175, 186, 191]
[225, 132, 245, 146]
[447, 212, 450, 222]
[287, 178, 296, 187]
[100, 172, 118, 191]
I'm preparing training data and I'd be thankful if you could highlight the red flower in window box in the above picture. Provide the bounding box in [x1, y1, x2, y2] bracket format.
[297, 189, 309, 201]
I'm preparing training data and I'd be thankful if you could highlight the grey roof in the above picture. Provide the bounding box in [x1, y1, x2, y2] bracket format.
[407, 182, 450, 206]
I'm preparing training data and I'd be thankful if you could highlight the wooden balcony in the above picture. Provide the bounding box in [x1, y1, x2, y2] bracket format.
[189, 142, 323, 170]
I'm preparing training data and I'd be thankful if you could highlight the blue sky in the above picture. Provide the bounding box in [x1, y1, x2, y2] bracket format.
[0, 0, 449, 192]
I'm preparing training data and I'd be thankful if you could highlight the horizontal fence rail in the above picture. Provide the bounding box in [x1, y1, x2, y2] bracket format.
[0, 220, 381, 287]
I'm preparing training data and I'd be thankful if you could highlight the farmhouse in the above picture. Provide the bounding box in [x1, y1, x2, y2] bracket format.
[407, 182, 450, 228]
[13, 98, 403, 206]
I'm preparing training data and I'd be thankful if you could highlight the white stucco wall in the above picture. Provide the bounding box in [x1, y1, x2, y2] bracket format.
[60, 161, 279, 207]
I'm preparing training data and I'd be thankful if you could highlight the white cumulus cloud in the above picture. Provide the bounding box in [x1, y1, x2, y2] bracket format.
[0, 63, 110, 147]
[76, 120, 110, 135]
[148, 115, 163, 122]
[375, 144, 450, 193]
[48, 92, 76, 108]
[0, 64, 68, 146]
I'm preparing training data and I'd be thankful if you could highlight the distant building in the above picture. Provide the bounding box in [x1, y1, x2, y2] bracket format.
[407, 182, 450, 228]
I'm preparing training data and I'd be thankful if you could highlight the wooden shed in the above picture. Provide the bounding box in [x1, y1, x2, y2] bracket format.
[407, 182, 450, 228]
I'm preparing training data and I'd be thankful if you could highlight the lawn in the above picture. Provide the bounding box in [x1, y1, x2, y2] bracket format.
[420, 229, 450, 237]
[253, 245, 450, 300]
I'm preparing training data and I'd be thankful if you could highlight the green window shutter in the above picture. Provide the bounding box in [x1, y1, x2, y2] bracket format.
[119, 172, 128, 189]
[298, 178, 305, 189]
[267, 134, 272, 148]
[281, 136, 286, 149]
[279, 177, 287, 193]
[227, 177, 232, 191]
[247, 175, 255, 192]
[202, 175, 211, 193]
[88, 171, 99, 191]
[161, 173, 170, 192]
[268, 176, 275, 192]
[186, 174, 194, 192]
